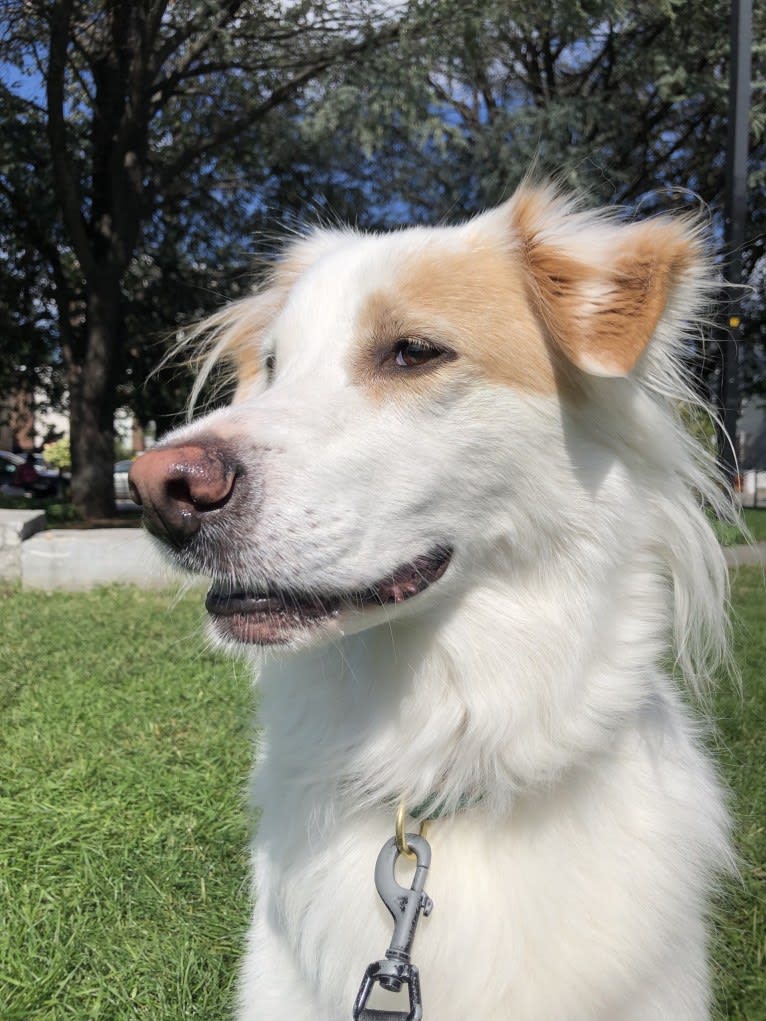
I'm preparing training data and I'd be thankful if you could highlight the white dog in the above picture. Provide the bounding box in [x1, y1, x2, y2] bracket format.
[130, 183, 734, 1020]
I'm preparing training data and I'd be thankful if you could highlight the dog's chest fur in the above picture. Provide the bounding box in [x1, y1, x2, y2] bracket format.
[240, 587, 729, 1021]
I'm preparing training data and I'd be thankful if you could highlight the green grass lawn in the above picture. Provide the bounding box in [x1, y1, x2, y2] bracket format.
[742, 508, 766, 543]
[1, 574, 764, 1019]
[713, 566, 766, 1020]
[714, 508, 766, 547]
[0, 586, 252, 1020]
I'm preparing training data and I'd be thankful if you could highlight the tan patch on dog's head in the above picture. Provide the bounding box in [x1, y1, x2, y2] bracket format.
[351, 187, 706, 398]
[195, 187, 705, 409]
[351, 241, 564, 397]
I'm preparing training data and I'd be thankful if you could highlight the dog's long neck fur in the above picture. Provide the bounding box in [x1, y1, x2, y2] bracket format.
[254, 387, 729, 831]
[259, 573, 645, 811]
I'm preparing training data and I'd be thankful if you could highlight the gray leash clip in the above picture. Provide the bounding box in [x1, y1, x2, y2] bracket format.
[353, 833, 433, 1021]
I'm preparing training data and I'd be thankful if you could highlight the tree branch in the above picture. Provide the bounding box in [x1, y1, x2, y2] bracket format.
[150, 0, 246, 80]
[0, 82, 46, 117]
[155, 60, 330, 187]
[154, 22, 401, 188]
[427, 73, 479, 128]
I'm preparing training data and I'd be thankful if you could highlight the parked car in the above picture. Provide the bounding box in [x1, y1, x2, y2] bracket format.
[114, 460, 136, 501]
[0, 450, 66, 497]
[0, 450, 21, 491]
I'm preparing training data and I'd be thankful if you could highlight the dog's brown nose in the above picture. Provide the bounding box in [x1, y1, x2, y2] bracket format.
[128, 443, 238, 546]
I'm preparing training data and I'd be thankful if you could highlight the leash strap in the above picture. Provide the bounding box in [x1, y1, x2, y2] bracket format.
[357, 1013, 420, 1021]
[357, 1013, 418, 1021]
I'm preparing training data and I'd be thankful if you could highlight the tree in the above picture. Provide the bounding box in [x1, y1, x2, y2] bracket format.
[0, 0, 404, 516]
[336, 1, 764, 216]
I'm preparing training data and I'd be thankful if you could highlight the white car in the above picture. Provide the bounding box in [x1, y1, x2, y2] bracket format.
[113, 460, 136, 501]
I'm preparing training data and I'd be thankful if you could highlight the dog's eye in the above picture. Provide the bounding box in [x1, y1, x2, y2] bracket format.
[264, 353, 276, 383]
[393, 339, 444, 369]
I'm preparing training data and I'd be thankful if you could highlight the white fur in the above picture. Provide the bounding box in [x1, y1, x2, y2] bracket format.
[162, 188, 734, 1020]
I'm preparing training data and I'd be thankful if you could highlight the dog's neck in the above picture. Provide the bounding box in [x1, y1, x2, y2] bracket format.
[254, 542, 675, 822]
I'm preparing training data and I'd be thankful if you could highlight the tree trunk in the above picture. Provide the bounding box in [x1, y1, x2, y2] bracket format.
[68, 277, 120, 518]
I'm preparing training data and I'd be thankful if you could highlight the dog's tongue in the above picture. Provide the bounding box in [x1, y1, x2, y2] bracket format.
[370, 552, 451, 604]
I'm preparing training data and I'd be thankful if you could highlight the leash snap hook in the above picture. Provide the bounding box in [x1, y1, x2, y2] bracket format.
[375, 833, 433, 972]
[353, 833, 432, 1021]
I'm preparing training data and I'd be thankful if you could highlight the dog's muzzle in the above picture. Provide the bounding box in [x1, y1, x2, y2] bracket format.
[129, 438, 453, 646]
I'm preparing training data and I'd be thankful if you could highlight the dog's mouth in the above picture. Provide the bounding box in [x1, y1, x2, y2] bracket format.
[205, 546, 453, 645]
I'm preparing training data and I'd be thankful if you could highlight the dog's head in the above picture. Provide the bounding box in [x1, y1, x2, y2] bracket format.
[130, 184, 710, 650]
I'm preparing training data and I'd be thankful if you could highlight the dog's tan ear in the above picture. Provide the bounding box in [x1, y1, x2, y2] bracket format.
[508, 187, 700, 378]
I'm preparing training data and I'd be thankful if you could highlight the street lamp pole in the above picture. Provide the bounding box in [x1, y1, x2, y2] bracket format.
[717, 0, 752, 482]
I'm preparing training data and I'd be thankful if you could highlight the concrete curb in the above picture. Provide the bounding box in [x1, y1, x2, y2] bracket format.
[0, 509, 47, 582]
[4, 518, 764, 591]
[21, 528, 185, 591]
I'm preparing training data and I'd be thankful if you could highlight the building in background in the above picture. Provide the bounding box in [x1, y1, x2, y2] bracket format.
[1, 388, 151, 458]
[0, 390, 36, 451]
